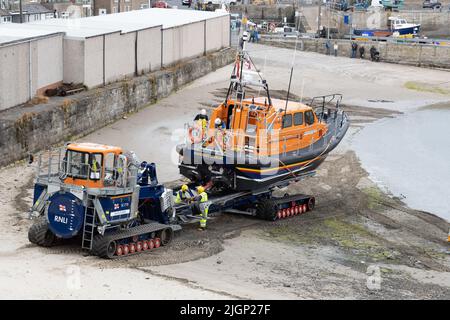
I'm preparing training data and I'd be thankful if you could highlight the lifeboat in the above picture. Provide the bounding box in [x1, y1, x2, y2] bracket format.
[177, 46, 349, 191]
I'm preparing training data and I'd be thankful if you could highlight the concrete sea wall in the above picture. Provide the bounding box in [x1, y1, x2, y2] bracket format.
[325, 8, 450, 38]
[0, 48, 235, 167]
[259, 37, 450, 69]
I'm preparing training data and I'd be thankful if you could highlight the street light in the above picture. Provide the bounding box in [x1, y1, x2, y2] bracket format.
[19, 0, 23, 23]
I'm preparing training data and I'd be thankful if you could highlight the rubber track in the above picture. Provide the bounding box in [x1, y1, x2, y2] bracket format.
[91, 222, 177, 258]
[28, 222, 39, 244]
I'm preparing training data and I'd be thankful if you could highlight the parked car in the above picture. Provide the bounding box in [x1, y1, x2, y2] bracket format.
[152, 1, 171, 8]
[422, 0, 442, 9]
[200, 0, 238, 5]
[182, 0, 191, 5]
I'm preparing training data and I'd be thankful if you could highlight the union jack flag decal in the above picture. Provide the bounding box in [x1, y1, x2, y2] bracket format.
[59, 204, 66, 212]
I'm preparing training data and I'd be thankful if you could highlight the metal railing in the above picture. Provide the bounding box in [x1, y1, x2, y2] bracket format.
[308, 93, 343, 123]
[185, 120, 317, 159]
[35, 148, 65, 185]
[260, 32, 450, 46]
[343, 35, 450, 46]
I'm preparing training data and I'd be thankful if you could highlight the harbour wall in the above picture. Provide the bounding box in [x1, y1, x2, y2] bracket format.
[259, 37, 450, 69]
[326, 8, 450, 38]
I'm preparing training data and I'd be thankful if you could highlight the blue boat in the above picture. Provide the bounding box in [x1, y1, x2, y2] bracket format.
[353, 17, 420, 37]
[389, 17, 421, 36]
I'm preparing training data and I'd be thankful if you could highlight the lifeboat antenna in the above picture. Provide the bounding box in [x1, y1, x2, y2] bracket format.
[284, 37, 299, 115]
[284, 67, 294, 115]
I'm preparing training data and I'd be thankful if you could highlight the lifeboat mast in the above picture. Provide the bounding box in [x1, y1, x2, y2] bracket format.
[224, 35, 273, 110]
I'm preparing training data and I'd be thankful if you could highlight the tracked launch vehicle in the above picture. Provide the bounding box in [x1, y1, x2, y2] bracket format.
[28, 142, 178, 258]
[28, 142, 318, 259]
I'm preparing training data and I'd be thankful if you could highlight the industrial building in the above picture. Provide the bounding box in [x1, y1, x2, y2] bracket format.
[0, 27, 63, 112]
[0, 8, 230, 111]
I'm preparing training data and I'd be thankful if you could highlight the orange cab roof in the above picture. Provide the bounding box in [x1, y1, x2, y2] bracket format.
[67, 142, 122, 153]
[242, 97, 311, 113]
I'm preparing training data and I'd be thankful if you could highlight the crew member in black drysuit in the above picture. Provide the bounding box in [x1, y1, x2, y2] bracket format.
[359, 46, 365, 59]
[351, 41, 358, 58]
[370, 46, 380, 62]
[194, 109, 209, 122]
[139, 161, 158, 186]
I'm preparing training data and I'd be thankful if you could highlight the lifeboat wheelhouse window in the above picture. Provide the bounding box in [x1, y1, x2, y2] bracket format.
[294, 112, 303, 126]
[282, 114, 293, 129]
[305, 110, 315, 125]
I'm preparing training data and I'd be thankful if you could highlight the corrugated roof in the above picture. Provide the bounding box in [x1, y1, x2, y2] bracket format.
[0, 9, 11, 16]
[86, 7, 229, 29]
[21, 19, 123, 39]
[23, 3, 53, 14]
[28, 8, 229, 39]
[0, 24, 62, 45]
[9, 3, 53, 15]
[0, 8, 229, 41]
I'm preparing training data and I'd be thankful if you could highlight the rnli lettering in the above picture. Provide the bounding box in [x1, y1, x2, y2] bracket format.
[304, 130, 316, 136]
[54, 215, 68, 224]
[110, 209, 131, 217]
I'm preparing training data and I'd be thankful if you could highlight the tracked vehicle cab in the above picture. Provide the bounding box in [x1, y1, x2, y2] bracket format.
[62, 143, 128, 189]
[29, 142, 173, 256]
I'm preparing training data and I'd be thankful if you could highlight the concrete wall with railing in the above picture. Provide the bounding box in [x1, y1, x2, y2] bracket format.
[327, 8, 450, 38]
[259, 36, 450, 69]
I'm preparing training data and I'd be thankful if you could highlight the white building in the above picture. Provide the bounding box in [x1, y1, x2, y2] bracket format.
[0, 9, 12, 23]
[29, 8, 230, 87]
[0, 8, 230, 111]
[10, 3, 55, 23]
[0, 27, 63, 111]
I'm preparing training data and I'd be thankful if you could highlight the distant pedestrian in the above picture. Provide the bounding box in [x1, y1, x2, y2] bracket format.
[351, 41, 358, 58]
[249, 28, 256, 43]
[325, 39, 331, 55]
[333, 42, 338, 57]
[359, 46, 365, 59]
[370, 46, 380, 62]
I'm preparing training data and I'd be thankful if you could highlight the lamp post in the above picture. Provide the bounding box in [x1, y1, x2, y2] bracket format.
[317, 0, 321, 34]
[19, 0, 23, 23]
